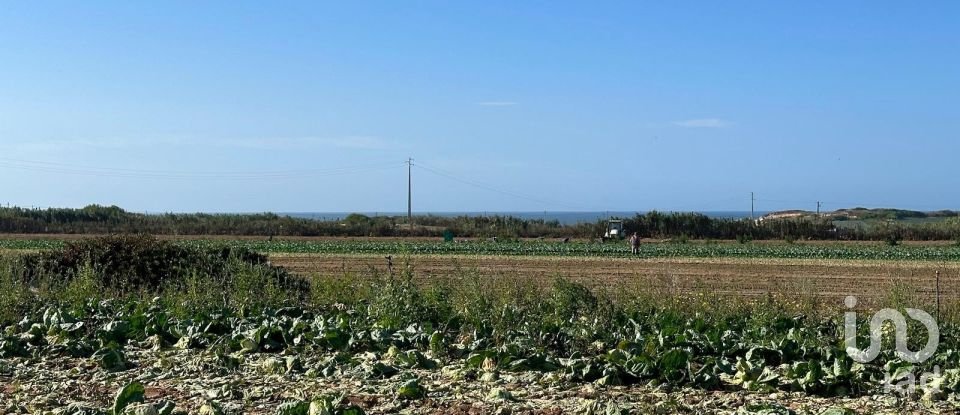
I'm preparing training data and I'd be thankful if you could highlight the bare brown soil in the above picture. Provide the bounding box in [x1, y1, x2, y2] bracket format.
[271, 253, 960, 306]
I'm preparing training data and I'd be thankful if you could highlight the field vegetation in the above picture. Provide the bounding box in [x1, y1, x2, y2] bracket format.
[2, 236, 960, 413]
[5, 205, 960, 241]
[6, 238, 960, 261]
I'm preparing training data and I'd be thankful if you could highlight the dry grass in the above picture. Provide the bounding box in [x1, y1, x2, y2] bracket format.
[271, 253, 960, 310]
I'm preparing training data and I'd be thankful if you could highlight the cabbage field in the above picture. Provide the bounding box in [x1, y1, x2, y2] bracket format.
[6, 292, 960, 414]
[2, 236, 960, 414]
[4, 238, 960, 261]
[4, 288, 960, 414]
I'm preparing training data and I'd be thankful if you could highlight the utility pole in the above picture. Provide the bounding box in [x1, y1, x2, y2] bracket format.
[750, 192, 755, 220]
[407, 157, 413, 229]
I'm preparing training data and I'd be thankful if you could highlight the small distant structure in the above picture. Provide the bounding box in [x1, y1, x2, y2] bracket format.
[602, 220, 624, 242]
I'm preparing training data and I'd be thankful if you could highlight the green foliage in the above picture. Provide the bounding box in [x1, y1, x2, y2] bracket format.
[669, 234, 689, 244]
[95, 346, 128, 372]
[367, 267, 436, 329]
[841, 208, 933, 221]
[15, 235, 309, 309]
[10, 238, 960, 261]
[112, 382, 145, 415]
[0, 257, 34, 324]
[0, 205, 582, 238]
[396, 378, 426, 400]
[885, 231, 903, 246]
[8, 235, 960, 409]
[306, 394, 365, 415]
[6, 204, 960, 240]
[6, 272, 960, 402]
[276, 400, 309, 415]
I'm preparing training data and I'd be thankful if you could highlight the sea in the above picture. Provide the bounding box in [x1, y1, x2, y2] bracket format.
[282, 211, 768, 225]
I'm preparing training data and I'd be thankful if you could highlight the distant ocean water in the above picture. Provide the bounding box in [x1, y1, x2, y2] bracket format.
[282, 211, 768, 225]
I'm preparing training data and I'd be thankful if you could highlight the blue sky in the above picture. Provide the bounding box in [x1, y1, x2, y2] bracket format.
[1, 2, 958, 213]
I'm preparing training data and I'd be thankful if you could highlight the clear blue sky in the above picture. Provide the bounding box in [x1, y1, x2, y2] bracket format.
[1, 2, 957, 213]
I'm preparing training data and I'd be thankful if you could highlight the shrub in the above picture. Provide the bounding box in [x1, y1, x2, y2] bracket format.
[885, 232, 902, 246]
[16, 235, 308, 298]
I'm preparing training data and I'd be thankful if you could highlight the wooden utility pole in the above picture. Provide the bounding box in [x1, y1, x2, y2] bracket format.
[407, 157, 413, 229]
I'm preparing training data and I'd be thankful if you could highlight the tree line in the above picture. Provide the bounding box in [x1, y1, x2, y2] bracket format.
[2, 205, 959, 241]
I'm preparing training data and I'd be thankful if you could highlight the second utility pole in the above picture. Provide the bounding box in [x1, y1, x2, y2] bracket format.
[407, 158, 413, 229]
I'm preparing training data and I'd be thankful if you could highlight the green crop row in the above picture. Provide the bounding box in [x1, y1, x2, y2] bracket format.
[4, 238, 960, 261]
[137, 240, 960, 261]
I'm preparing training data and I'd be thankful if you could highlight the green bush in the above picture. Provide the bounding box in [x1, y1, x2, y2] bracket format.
[669, 234, 690, 244]
[885, 232, 902, 246]
[16, 235, 308, 299]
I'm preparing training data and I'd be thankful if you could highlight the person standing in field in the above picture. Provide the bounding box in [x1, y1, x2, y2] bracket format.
[629, 232, 640, 255]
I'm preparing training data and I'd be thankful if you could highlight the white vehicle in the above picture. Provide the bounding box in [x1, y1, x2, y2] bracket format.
[603, 219, 625, 241]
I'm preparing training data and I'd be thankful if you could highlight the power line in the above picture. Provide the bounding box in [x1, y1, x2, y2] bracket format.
[0, 157, 404, 178]
[0, 157, 405, 180]
[756, 197, 812, 205]
[414, 162, 587, 210]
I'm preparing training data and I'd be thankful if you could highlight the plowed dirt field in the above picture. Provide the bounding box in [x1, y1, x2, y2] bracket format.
[271, 253, 960, 306]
